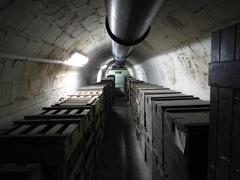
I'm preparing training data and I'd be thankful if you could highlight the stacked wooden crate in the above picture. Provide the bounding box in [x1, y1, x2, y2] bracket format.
[0, 79, 114, 180]
[124, 76, 134, 100]
[106, 75, 115, 88]
[125, 78, 210, 180]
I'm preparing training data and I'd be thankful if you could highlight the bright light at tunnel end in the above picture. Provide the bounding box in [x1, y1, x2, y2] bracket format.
[101, 64, 108, 70]
[64, 52, 89, 67]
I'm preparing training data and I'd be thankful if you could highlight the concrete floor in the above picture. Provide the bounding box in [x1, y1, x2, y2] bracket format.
[97, 90, 151, 180]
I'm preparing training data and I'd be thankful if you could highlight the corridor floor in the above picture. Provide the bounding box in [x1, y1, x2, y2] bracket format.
[97, 90, 151, 180]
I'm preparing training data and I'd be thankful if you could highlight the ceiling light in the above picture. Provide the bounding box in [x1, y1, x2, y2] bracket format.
[64, 52, 89, 67]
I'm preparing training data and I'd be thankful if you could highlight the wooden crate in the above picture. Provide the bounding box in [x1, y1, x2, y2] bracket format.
[0, 120, 85, 180]
[99, 78, 114, 113]
[124, 77, 133, 93]
[130, 81, 148, 97]
[138, 89, 178, 128]
[129, 80, 144, 103]
[24, 107, 93, 133]
[152, 99, 209, 176]
[145, 93, 194, 140]
[132, 83, 159, 99]
[0, 164, 43, 180]
[164, 108, 209, 180]
[124, 77, 134, 100]
[54, 96, 102, 120]
[107, 75, 115, 88]
[140, 95, 198, 157]
[208, 24, 240, 180]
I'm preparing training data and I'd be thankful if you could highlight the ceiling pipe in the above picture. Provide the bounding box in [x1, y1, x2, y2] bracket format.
[105, 0, 165, 65]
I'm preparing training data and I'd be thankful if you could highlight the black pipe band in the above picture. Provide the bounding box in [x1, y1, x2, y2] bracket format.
[105, 17, 151, 46]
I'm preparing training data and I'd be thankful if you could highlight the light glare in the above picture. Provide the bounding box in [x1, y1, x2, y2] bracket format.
[101, 64, 108, 70]
[65, 52, 89, 67]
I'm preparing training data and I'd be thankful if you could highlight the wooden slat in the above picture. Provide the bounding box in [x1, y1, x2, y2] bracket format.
[56, 109, 69, 115]
[42, 110, 58, 115]
[27, 125, 48, 135]
[216, 24, 236, 180]
[208, 87, 219, 180]
[43, 106, 91, 110]
[236, 24, 240, 61]
[8, 125, 32, 135]
[209, 61, 240, 88]
[62, 124, 79, 134]
[24, 113, 87, 120]
[68, 109, 80, 115]
[14, 119, 82, 125]
[231, 23, 240, 180]
[211, 31, 221, 63]
[46, 124, 64, 134]
[87, 97, 97, 105]
[208, 29, 221, 180]
[220, 25, 236, 62]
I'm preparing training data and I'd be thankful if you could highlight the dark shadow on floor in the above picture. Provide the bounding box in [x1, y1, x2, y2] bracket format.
[97, 89, 150, 180]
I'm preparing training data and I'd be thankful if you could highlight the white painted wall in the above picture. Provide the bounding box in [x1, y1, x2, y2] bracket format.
[136, 36, 211, 100]
[0, 58, 87, 127]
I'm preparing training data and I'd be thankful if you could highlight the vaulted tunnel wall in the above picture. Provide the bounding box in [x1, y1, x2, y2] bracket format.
[0, 0, 240, 127]
[0, 58, 87, 127]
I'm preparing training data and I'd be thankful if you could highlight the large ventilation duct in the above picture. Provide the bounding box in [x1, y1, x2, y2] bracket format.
[105, 0, 165, 65]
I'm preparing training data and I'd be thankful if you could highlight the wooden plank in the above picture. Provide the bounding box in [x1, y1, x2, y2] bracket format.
[87, 97, 97, 105]
[62, 124, 79, 135]
[236, 24, 240, 61]
[43, 106, 92, 110]
[231, 122, 240, 180]
[215, 24, 236, 180]
[42, 110, 58, 115]
[46, 124, 64, 134]
[216, 88, 233, 180]
[231, 89, 240, 180]
[56, 109, 69, 115]
[27, 125, 48, 135]
[8, 125, 32, 135]
[208, 87, 219, 180]
[68, 109, 80, 115]
[24, 114, 87, 120]
[220, 25, 236, 62]
[211, 31, 221, 63]
[208, 28, 221, 180]
[14, 120, 83, 125]
[209, 61, 240, 88]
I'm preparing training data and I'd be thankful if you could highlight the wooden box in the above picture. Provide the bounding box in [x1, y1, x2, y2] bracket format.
[0, 120, 85, 180]
[164, 108, 209, 180]
[152, 99, 209, 175]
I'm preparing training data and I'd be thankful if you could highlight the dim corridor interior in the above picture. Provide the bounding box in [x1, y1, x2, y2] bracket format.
[97, 89, 151, 180]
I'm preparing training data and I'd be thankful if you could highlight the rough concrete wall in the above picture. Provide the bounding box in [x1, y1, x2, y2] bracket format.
[0, 58, 86, 127]
[136, 35, 211, 100]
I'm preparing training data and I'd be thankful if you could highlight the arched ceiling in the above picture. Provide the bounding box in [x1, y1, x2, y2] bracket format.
[0, 0, 240, 100]
[0, 0, 239, 61]
[0, 0, 107, 59]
